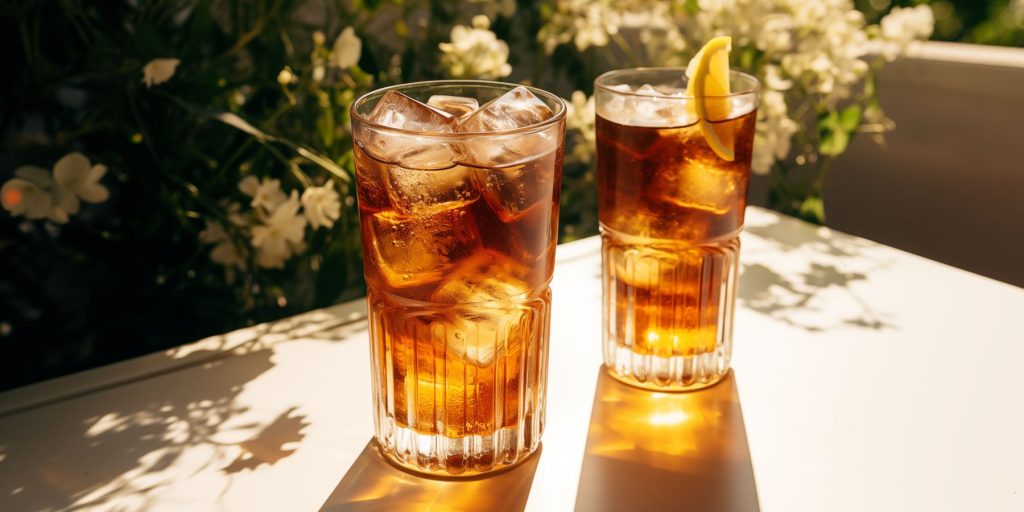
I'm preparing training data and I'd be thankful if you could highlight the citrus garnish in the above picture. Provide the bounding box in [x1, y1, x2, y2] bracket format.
[686, 36, 735, 161]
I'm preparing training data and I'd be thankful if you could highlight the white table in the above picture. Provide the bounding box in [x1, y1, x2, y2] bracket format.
[1, 207, 1022, 512]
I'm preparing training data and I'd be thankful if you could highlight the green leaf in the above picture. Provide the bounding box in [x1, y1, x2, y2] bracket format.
[799, 196, 826, 225]
[839, 104, 862, 132]
[818, 110, 850, 157]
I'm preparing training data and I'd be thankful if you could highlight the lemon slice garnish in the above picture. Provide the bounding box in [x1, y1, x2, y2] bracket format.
[686, 36, 734, 161]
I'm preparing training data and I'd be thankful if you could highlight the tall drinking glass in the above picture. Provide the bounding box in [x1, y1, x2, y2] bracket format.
[595, 69, 759, 391]
[351, 81, 565, 476]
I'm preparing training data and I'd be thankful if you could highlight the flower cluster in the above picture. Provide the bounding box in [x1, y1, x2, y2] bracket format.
[439, 15, 513, 80]
[310, 26, 363, 84]
[564, 91, 597, 165]
[541, 0, 934, 176]
[1, 152, 109, 223]
[200, 176, 341, 271]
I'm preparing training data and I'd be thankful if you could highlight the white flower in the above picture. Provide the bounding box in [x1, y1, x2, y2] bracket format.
[2, 153, 108, 223]
[329, 27, 362, 69]
[277, 67, 297, 86]
[538, 0, 657, 55]
[200, 221, 245, 268]
[251, 192, 307, 269]
[752, 90, 800, 175]
[52, 152, 110, 217]
[565, 91, 596, 164]
[301, 183, 341, 230]
[238, 176, 286, 213]
[439, 16, 513, 80]
[875, 5, 935, 61]
[2, 168, 53, 220]
[142, 58, 181, 88]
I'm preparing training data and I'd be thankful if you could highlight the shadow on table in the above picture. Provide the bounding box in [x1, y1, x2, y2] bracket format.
[574, 369, 759, 512]
[319, 440, 541, 512]
[0, 306, 366, 511]
[740, 213, 895, 332]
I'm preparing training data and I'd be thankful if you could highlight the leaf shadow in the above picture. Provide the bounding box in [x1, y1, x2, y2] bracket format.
[739, 215, 897, 332]
[0, 308, 354, 511]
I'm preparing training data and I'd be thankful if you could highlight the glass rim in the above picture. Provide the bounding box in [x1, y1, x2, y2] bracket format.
[594, 68, 760, 100]
[350, 79, 567, 138]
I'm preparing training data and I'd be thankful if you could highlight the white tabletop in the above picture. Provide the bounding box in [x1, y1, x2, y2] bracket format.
[1, 206, 1022, 512]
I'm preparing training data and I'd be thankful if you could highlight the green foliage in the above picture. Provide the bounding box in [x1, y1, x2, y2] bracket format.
[0, 0, 1017, 389]
[0, 0, 462, 389]
[818, 105, 863, 157]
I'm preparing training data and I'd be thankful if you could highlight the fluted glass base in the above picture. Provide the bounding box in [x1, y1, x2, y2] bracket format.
[368, 289, 550, 476]
[602, 229, 739, 391]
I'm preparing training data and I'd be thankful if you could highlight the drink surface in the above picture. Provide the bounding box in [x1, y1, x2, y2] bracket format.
[597, 106, 756, 389]
[353, 86, 562, 474]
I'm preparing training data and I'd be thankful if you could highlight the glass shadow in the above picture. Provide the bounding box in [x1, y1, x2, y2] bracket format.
[574, 369, 759, 511]
[319, 440, 541, 512]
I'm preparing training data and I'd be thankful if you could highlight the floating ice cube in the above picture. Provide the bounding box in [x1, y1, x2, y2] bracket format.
[630, 84, 694, 127]
[456, 87, 560, 168]
[597, 83, 695, 127]
[457, 86, 554, 133]
[427, 95, 480, 118]
[429, 250, 535, 365]
[366, 205, 481, 290]
[385, 165, 478, 214]
[604, 209, 710, 241]
[609, 243, 704, 295]
[431, 250, 532, 303]
[368, 90, 457, 131]
[474, 152, 557, 222]
[651, 153, 743, 215]
[360, 91, 461, 170]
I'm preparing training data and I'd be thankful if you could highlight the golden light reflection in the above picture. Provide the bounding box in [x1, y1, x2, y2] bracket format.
[641, 328, 717, 355]
[575, 368, 759, 511]
[320, 441, 541, 512]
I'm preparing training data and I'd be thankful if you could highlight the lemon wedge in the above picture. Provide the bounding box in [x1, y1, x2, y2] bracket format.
[686, 36, 734, 161]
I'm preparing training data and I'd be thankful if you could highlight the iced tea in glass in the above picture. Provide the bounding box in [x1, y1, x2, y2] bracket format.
[595, 68, 759, 391]
[350, 81, 565, 476]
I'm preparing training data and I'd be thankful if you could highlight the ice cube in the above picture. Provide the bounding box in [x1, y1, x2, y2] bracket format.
[457, 86, 554, 133]
[628, 84, 694, 127]
[428, 250, 536, 365]
[598, 83, 695, 127]
[427, 95, 480, 118]
[365, 205, 481, 290]
[359, 91, 461, 170]
[651, 152, 743, 215]
[476, 192, 556, 264]
[604, 209, 710, 241]
[473, 152, 557, 222]
[385, 164, 478, 214]
[456, 87, 560, 168]
[609, 243, 705, 295]
[431, 249, 532, 303]
[367, 90, 457, 131]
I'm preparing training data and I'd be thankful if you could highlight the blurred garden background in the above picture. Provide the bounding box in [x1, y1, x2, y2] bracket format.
[1, 0, 1020, 390]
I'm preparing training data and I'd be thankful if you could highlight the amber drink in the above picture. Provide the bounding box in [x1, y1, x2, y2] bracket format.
[351, 82, 565, 476]
[595, 68, 759, 390]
